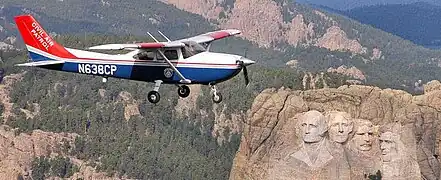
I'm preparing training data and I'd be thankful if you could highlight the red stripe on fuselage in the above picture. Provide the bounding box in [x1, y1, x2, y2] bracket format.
[62, 57, 239, 66]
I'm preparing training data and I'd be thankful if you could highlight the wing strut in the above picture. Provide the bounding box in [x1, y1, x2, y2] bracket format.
[158, 31, 171, 42]
[147, 32, 159, 42]
[157, 50, 191, 84]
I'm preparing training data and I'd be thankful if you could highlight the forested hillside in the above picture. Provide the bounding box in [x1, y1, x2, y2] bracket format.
[340, 2, 441, 48]
[284, 1, 441, 90]
[295, 0, 441, 10]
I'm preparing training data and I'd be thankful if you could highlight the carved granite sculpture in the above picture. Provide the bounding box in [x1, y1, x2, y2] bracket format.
[379, 123, 421, 179]
[345, 118, 381, 179]
[269, 110, 351, 180]
[325, 111, 353, 145]
[229, 82, 441, 180]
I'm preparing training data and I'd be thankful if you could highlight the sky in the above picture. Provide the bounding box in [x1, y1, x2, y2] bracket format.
[294, 0, 441, 10]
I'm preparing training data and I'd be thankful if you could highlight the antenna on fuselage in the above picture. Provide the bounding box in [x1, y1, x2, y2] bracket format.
[147, 32, 159, 42]
[158, 30, 171, 42]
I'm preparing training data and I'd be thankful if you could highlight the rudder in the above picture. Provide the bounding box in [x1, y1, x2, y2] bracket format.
[14, 14, 75, 61]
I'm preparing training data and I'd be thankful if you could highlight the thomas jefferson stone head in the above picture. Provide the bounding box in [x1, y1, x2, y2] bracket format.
[325, 111, 353, 144]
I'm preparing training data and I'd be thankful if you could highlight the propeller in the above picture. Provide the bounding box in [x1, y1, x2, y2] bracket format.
[237, 56, 255, 86]
[237, 60, 249, 86]
[236, 47, 254, 86]
[243, 63, 249, 85]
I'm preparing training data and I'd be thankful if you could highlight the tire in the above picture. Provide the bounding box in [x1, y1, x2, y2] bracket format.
[212, 92, 222, 103]
[178, 85, 191, 98]
[147, 91, 160, 104]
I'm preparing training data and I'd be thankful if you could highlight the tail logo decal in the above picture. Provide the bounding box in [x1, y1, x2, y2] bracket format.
[31, 22, 54, 50]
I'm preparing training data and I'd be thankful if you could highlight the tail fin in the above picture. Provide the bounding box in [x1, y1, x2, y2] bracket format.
[14, 15, 75, 61]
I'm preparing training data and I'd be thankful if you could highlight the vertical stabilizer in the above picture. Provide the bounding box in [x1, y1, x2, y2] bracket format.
[14, 15, 76, 61]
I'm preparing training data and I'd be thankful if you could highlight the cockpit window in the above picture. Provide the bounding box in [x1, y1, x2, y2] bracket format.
[134, 50, 155, 60]
[134, 50, 178, 61]
[182, 41, 206, 58]
[156, 50, 178, 60]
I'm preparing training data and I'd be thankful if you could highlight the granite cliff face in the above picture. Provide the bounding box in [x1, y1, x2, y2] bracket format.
[229, 81, 441, 180]
[162, 0, 370, 55]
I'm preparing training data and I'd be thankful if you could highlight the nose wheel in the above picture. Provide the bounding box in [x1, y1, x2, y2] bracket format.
[148, 80, 162, 104]
[178, 85, 190, 98]
[212, 93, 222, 103]
[147, 91, 160, 104]
[210, 84, 222, 103]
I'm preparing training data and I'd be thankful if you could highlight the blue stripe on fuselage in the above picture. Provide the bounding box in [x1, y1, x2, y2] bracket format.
[29, 51, 54, 61]
[173, 67, 241, 84]
[26, 51, 241, 84]
[63, 62, 133, 79]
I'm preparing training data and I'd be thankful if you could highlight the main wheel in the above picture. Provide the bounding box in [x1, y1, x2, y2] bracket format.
[212, 92, 223, 103]
[178, 85, 190, 98]
[147, 91, 160, 104]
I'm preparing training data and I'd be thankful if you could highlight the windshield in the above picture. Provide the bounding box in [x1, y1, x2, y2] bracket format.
[182, 41, 206, 58]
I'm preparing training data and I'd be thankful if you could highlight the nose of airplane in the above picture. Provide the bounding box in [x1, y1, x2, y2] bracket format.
[239, 57, 255, 66]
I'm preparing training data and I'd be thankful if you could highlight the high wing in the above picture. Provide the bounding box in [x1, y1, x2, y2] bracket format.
[87, 29, 241, 50]
[88, 41, 185, 50]
[176, 29, 241, 44]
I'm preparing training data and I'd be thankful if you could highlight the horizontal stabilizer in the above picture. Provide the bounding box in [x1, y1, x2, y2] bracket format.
[15, 60, 65, 67]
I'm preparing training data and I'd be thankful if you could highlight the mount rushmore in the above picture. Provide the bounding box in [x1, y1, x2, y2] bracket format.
[229, 81, 441, 180]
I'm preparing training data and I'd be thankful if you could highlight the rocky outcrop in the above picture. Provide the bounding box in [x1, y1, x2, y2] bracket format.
[284, 14, 315, 47]
[0, 72, 25, 122]
[117, 91, 141, 121]
[174, 84, 243, 145]
[229, 82, 441, 180]
[285, 60, 298, 68]
[327, 65, 366, 81]
[212, 104, 244, 145]
[0, 125, 122, 179]
[302, 72, 328, 90]
[162, 0, 367, 55]
[68, 157, 131, 180]
[220, 0, 285, 48]
[175, 85, 202, 119]
[159, 0, 222, 20]
[316, 26, 366, 54]
[371, 47, 383, 61]
[0, 125, 78, 179]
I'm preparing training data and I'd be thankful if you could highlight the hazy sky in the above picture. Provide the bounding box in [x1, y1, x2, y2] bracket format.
[295, 0, 441, 10]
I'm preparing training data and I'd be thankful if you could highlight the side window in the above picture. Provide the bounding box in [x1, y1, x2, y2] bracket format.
[156, 50, 178, 60]
[134, 50, 154, 60]
[181, 47, 191, 58]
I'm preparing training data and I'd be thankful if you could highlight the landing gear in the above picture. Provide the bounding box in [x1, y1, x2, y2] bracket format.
[178, 85, 190, 98]
[147, 91, 160, 104]
[210, 84, 222, 103]
[147, 80, 162, 104]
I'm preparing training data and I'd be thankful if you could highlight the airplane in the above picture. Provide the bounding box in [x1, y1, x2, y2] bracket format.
[13, 14, 255, 104]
